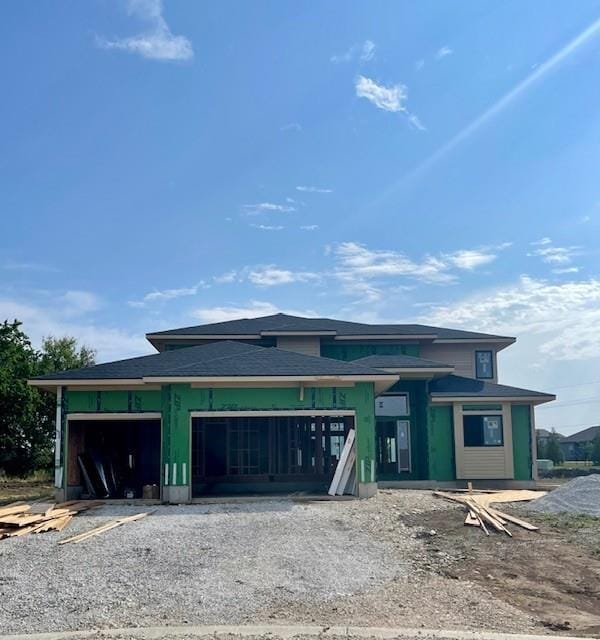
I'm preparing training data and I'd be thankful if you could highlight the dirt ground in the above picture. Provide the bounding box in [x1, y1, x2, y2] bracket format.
[0, 478, 53, 504]
[398, 495, 600, 636]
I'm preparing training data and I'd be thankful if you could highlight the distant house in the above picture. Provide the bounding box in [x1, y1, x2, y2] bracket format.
[560, 426, 600, 461]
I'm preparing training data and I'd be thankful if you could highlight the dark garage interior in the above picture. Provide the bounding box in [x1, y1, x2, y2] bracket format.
[191, 415, 354, 496]
[67, 419, 161, 500]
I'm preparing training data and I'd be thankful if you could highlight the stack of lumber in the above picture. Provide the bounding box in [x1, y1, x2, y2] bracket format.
[58, 511, 153, 545]
[0, 500, 103, 540]
[433, 488, 546, 537]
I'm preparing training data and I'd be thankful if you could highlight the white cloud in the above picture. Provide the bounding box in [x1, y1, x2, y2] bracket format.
[415, 59, 425, 72]
[355, 75, 407, 112]
[331, 40, 376, 64]
[61, 290, 102, 316]
[553, 266, 580, 274]
[420, 275, 600, 434]
[355, 75, 425, 129]
[300, 225, 319, 231]
[295, 186, 333, 193]
[444, 247, 504, 270]
[247, 266, 319, 287]
[360, 40, 376, 62]
[250, 224, 284, 231]
[436, 46, 453, 59]
[424, 275, 600, 361]
[128, 282, 207, 307]
[0, 296, 150, 362]
[191, 301, 314, 324]
[97, 0, 193, 62]
[528, 238, 580, 264]
[242, 202, 295, 215]
[213, 271, 237, 284]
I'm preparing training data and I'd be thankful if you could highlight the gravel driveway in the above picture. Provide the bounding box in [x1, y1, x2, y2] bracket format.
[0, 492, 537, 635]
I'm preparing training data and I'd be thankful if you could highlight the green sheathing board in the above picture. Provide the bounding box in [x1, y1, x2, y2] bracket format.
[65, 389, 162, 413]
[64, 383, 377, 490]
[376, 381, 429, 481]
[320, 343, 419, 361]
[427, 405, 455, 481]
[511, 405, 533, 480]
[166, 382, 376, 486]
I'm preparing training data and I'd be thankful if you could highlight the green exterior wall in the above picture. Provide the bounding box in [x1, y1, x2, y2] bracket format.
[63, 382, 377, 490]
[375, 380, 429, 481]
[320, 343, 419, 361]
[427, 405, 455, 481]
[511, 405, 533, 480]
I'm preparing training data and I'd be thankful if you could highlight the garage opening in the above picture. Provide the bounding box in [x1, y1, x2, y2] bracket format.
[66, 418, 161, 500]
[191, 414, 354, 496]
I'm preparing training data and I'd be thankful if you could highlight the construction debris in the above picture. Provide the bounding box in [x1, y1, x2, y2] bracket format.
[58, 511, 153, 545]
[433, 488, 546, 536]
[328, 428, 357, 496]
[0, 500, 103, 541]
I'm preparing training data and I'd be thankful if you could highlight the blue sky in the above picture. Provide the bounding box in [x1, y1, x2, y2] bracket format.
[1, 0, 600, 434]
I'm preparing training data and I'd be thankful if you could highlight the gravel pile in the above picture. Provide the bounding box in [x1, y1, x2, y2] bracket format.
[528, 474, 600, 515]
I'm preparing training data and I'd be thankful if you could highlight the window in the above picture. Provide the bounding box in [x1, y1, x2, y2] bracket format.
[475, 350, 494, 379]
[463, 415, 503, 447]
[375, 393, 409, 417]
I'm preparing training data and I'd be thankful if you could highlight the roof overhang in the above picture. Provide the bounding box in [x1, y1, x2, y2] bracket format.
[430, 394, 556, 406]
[375, 366, 455, 378]
[29, 374, 399, 396]
[333, 334, 437, 341]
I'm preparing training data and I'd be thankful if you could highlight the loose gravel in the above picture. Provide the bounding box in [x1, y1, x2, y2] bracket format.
[0, 491, 536, 635]
[528, 474, 600, 515]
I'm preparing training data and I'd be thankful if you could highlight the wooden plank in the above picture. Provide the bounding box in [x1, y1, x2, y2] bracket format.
[486, 507, 539, 531]
[328, 429, 355, 496]
[58, 512, 152, 545]
[0, 504, 31, 518]
[336, 447, 356, 496]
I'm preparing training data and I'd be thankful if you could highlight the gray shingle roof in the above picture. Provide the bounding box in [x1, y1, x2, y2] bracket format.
[561, 425, 600, 443]
[147, 313, 514, 341]
[429, 375, 555, 399]
[353, 354, 453, 369]
[32, 341, 394, 381]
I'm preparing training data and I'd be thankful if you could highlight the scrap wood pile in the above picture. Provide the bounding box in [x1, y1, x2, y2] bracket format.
[433, 488, 546, 537]
[0, 499, 104, 540]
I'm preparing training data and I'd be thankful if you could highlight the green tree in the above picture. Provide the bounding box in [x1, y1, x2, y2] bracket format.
[0, 320, 40, 476]
[545, 430, 564, 466]
[591, 435, 600, 466]
[581, 441, 594, 466]
[536, 438, 546, 459]
[0, 326, 96, 476]
[34, 336, 96, 471]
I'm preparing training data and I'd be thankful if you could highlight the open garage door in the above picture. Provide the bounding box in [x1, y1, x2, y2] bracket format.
[191, 414, 354, 496]
[66, 417, 161, 500]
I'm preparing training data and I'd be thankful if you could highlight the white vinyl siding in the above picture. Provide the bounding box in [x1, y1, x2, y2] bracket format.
[276, 336, 321, 357]
[420, 343, 498, 382]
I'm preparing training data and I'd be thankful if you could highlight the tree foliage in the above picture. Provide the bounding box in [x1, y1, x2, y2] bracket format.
[545, 430, 564, 465]
[0, 323, 95, 476]
[591, 435, 600, 466]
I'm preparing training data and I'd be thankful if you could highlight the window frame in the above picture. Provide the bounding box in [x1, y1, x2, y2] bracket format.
[463, 413, 504, 448]
[374, 393, 410, 417]
[475, 350, 494, 380]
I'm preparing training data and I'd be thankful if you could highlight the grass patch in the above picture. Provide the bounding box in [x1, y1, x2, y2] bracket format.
[0, 472, 54, 505]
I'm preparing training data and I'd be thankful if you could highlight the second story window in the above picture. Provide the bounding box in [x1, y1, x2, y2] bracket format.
[475, 350, 494, 379]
